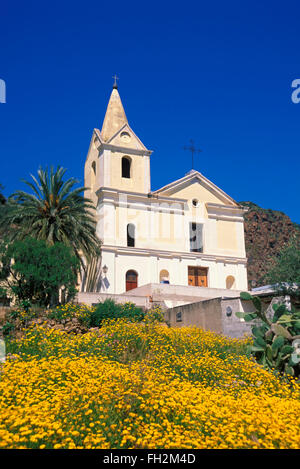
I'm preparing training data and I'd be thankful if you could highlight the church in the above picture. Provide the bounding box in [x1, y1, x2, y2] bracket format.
[83, 81, 248, 297]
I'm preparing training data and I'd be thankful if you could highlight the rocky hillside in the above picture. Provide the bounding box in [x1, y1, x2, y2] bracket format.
[239, 201, 300, 289]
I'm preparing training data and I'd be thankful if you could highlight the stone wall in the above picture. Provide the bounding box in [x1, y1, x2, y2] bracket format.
[165, 297, 264, 338]
[125, 283, 244, 309]
[126, 283, 242, 300]
[165, 298, 223, 333]
[221, 298, 257, 338]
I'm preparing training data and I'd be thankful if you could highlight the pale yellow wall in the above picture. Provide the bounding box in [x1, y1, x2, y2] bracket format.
[113, 205, 244, 257]
[217, 220, 238, 251]
[109, 128, 144, 151]
[110, 150, 147, 193]
[84, 140, 99, 214]
[156, 211, 184, 249]
[99, 187, 243, 257]
[115, 205, 186, 251]
[167, 182, 227, 208]
[114, 203, 242, 255]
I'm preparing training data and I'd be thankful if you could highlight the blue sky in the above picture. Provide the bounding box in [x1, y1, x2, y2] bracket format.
[1, 0, 300, 223]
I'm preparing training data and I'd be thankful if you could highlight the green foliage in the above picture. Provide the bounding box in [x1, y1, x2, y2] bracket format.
[3, 307, 38, 334]
[0, 237, 80, 307]
[86, 299, 144, 328]
[236, 292, 300, 377]
[47, 303, 92, 323]
[1, 300, 38, 337]
[88, 299, 121, 327]
[44, 302, 163, 329]
[0, 166, 100, 264]
[119, 302, 145, 322]
[2, 321, 15, 336]
[143, 305, 165, 324]
[0, 183, 5, 205]
[263, 237, 300, 297]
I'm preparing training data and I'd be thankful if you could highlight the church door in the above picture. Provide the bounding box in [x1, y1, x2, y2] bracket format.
[126, 270, 138, 291]
[188, 267, 208, 287]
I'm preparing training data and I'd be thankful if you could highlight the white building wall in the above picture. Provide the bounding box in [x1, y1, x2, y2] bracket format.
[100, 250, 248, 294]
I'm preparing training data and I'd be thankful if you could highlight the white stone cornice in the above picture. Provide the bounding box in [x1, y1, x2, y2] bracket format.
[206, 202, 247, 221]
[106, 144, 152, 156]
[92, 128, 152, 156]
[100, 244, 247, 264]
[96, 141, 152, 157]
[96, 187, 187, 203]
[96, 187, 187, 214]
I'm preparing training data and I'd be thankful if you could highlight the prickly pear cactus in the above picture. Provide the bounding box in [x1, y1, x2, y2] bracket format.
[236, 292, 300, 377]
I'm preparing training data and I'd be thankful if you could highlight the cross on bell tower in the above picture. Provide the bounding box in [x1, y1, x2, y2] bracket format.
[112, 74, 119, 89]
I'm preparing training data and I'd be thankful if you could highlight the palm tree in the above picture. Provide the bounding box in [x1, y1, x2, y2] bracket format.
[0, 167, 101, 265]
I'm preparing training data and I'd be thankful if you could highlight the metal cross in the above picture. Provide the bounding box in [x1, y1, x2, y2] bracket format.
[184, 140, 202, 169]
[112, 74, 119, 88]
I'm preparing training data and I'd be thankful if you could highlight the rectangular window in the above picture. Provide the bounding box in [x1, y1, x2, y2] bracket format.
[189, 222, 203, 252]
[176, 311, 183, 322]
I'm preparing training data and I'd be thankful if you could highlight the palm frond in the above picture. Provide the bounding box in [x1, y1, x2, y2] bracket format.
[2, 166, 101, 264]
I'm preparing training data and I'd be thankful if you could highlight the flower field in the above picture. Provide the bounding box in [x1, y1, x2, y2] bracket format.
[0, 318, 299, 449]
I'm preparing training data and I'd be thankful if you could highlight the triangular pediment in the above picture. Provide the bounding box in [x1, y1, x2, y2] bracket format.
[106, 123, 148, 151]
[152, 170, 238, 206]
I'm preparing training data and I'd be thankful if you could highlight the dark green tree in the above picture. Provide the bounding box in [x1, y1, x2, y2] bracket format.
[0, 167, 100, 264]
[263, 236, 300, 297]
[0, 238, 80, 307]
[0, 184, 5, 205]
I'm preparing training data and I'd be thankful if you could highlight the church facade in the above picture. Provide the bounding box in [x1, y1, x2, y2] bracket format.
[84, 83, 248, 295]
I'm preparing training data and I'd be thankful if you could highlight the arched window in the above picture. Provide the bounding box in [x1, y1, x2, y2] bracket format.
[226, 275, 236, 289]
[122, 156, 131, 178]
[91, 161, 96, 189]
[160, 269, 170, 284]
[127, 223, 135, 247]
[126, 270, 138, 291]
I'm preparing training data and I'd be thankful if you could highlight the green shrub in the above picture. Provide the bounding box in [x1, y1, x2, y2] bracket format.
[6, 305, 38, 327]
[143, 305, 165, 323]
[88, 299, 144, 328]
[47, 303, 95, 325]
[2, 321, 15, 336]
[47, 304, 76, 322]
[120, 302, 144, 322]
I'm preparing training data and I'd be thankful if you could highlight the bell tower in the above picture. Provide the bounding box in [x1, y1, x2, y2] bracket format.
[84, 80, 152, 207]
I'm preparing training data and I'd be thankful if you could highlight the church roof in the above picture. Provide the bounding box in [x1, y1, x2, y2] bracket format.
[152, 169, 240, 206]
[101, 86, 128, 142]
